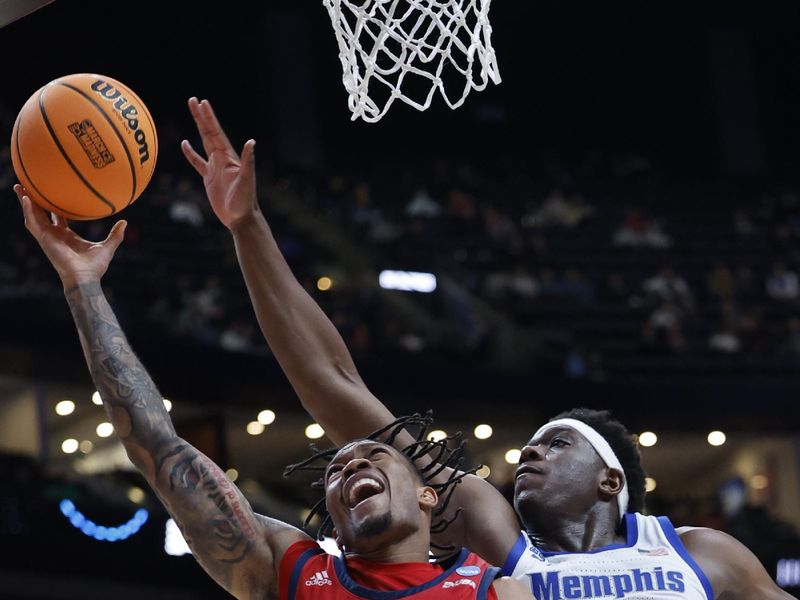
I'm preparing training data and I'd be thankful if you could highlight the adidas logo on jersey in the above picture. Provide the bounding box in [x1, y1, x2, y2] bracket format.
[443, 578, 477, 590]
[305, 570, 333, 586]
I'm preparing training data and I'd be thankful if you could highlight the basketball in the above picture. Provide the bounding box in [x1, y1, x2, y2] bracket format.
[10, 73, 158, 220]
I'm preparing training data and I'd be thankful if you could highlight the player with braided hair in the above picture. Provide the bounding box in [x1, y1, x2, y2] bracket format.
[284, 413, 476, 557]
[181, 98, 796, 599]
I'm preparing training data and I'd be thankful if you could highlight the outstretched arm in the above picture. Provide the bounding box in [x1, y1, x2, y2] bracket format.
[16, 187, 307, 599]
[181, 99, 521, 566]
[180, 98, 393, 442]
[680, 527, 797, 599]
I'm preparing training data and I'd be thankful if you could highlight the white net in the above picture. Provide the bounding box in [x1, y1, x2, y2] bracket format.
[322, 0, 501, 123]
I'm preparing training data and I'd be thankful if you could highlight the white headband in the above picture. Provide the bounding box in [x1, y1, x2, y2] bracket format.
[533, 418, 629, 520]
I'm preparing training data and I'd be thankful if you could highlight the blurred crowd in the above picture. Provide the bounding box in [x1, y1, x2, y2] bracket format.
[2, 107, 800, 381]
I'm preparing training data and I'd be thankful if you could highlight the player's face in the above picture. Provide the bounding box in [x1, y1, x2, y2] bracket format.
[513, 426, 607, 528]
[324, 441, 429, 552]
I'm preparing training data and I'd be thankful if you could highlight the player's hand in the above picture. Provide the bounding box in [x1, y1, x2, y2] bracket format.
[181, 97, 258, 231]
[15, 184, 126, 289]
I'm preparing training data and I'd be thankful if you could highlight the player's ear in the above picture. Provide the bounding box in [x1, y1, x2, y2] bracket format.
[417, 485, 438, 509]
[599, 467, 625, 499]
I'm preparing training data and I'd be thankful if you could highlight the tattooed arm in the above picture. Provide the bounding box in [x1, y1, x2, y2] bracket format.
[15, 187, 309, 599]
[67, 282, 307, 597]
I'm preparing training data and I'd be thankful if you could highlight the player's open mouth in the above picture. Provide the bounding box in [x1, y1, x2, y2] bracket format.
[346, 476, 385, 509]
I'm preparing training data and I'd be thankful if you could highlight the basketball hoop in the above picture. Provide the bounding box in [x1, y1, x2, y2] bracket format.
[322, 0, 501, 123]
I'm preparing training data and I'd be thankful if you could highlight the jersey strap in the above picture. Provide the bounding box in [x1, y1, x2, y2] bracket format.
[282, 540, 327, 600]
[477, 565, 502, 600]
[501, 532, 529, 577]
[656, 516, 714, 600]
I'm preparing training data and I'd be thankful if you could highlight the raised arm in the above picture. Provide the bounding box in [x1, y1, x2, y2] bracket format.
[15, 186, 307, 599]
[180, 97, 392, 441]
[180, 99, 521, 566]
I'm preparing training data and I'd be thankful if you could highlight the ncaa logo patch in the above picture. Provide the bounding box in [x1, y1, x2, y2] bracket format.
[456, 565, 482, 577]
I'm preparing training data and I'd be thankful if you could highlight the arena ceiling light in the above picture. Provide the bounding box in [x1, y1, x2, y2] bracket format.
[473, 424, 493, 440]
[61, 438, 79, 454]
[258, 410, 276, 425]
[91, 391, 103, 405]
[379, 270, 437, 293]
[638, 431, 658, 447]
[96, 422, 114, 438]
[707, 431, 727, 447]
[305, 423, 325, 440]
[427, 430, 447, 442]
[246, 421, 265, 436]
[55, 399, 75, 416]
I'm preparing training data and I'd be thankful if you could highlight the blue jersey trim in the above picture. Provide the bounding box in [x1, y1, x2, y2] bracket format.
[288, 546, 325, 600]
[657, 516, 715, 600]
[541, 513, 639, 556]
[332, 548, 470, 599]
[477, 566, 500, 600]
[501, 532, 528, 576]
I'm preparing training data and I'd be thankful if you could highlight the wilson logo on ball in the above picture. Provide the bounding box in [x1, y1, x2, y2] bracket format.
[90, 79, 151, 165]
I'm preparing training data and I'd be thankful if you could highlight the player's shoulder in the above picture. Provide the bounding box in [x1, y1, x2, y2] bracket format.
[677, 525, 735, 549]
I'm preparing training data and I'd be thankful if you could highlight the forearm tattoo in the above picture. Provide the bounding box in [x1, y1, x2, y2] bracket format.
[66, 282, 258, 577]
[65, 281, 175, 463]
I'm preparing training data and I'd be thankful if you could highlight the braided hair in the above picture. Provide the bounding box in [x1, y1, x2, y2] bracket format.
[284, 412, 475, 557]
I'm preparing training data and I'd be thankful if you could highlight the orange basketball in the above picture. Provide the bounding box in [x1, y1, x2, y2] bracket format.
[10, 73, 158, 220]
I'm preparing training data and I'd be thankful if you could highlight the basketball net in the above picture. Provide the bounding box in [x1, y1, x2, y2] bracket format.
[322, 0, 501, 123]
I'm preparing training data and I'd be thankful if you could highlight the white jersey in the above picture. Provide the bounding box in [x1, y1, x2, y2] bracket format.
[501, 513, 713, 600]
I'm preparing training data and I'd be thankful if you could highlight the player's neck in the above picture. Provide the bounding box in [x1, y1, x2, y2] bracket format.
[345, 531, 431, 564]
[527, 505, 625, 553]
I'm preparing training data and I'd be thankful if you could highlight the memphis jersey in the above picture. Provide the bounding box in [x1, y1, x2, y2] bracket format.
[280, 541, 500, 600]
[502, 513, 714, 600]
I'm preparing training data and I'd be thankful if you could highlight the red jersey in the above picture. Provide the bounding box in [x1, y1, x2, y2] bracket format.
[279, 540, 500, 600]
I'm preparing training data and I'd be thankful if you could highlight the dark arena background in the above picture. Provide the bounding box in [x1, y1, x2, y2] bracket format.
[1, 1, 800, 598]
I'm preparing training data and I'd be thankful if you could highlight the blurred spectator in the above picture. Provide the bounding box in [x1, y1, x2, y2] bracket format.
[220, 320, 256, 353]
[169, 178, 206, 228]
[765, 262, 799, 302]
[708, 325, 741, 354]
[613, 209, 672, 249]
[733, 208, 758, 237]
[406, 188, 442, 218]
[643, 267, 694, 311]
[559, 269, 595, 305]
[521, 189, 594, 229]
[504, 264, 539, 300]
[483, 206, 518, 245]
[783, 317, 800, 359]
[643, 301, 686, 352]
[734, 265, 759, 302]
[707, 263, 736, 300]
